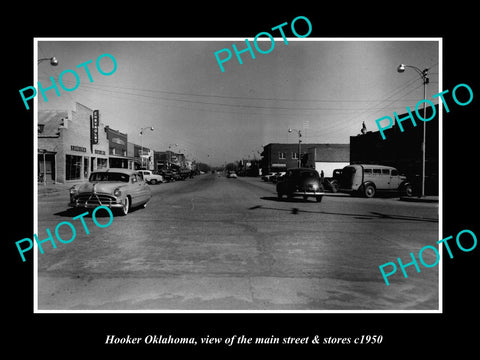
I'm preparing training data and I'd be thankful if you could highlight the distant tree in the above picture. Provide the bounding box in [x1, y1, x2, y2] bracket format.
[196, 162, 211, 172]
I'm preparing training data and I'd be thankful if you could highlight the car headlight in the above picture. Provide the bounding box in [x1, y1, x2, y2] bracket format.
[69, 186, 78, 195]
[113, 188, 122, 197]
[312, 184, 319, 191]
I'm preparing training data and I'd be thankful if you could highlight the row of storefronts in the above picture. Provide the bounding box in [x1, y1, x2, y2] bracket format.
[38, 102, 187, 184]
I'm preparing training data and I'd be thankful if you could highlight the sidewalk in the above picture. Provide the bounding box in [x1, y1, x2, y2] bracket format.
[37, 181, 81, 197]
[399, 195, 439, 203]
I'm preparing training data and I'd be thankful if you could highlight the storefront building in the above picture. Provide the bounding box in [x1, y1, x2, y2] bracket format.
[105, 126, 129, 169]
[133, 144, 153, 170]
[38, 103, 109, 184]
[261, 143, 349, 175]
[350, 105, 439, 195]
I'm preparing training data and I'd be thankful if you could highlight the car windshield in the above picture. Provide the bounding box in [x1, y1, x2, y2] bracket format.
[89, 172, 130, 182]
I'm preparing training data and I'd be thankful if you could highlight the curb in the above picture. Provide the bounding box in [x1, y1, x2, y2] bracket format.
[399, 196, 438, 203]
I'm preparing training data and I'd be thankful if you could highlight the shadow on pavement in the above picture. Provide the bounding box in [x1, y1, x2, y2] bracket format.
[252, 198, 438, 222]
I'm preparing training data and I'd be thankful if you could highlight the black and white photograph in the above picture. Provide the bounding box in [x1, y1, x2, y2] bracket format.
[34, 39, 440, 311]
[6, 7, 479, 356]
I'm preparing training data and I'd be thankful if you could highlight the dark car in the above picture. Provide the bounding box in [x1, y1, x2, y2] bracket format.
[276, 168, 325, 202]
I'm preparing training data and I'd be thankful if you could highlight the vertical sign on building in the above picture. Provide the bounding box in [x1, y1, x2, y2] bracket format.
[91, 110, 99, 145]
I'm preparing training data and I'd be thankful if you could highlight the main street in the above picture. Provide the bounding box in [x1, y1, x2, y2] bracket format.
[37, 173, 439, 310]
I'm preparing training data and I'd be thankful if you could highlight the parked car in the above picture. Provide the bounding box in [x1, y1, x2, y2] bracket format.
[159, 170, 179, 182]
[276, 168, 325, 202]
[69, 168, 151, 216]
[227, 170, 237, 178]
[138, 170, 164, 184]
[271, 171, 286, 183]
[261, 172, 275, 182]
[338, 164, 413, 198]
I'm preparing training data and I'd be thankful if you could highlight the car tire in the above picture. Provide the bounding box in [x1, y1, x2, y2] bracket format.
[364, 184, 376, 198]
[150, 179, 157, 185]
[119, 196, 130, 216]
[316, 196, 323, 203]
[403, 184, 413, 197]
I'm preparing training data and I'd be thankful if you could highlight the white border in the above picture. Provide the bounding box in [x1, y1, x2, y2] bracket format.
[33, 37, 442, 314]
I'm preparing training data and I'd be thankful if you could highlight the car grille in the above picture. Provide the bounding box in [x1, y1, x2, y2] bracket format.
[77, 193, 116, 206]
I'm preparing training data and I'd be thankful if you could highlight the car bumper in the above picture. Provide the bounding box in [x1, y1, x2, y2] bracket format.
[291, 191, 325, 196]
[68, 194, 124, 209]
[69, 201, 124, 209]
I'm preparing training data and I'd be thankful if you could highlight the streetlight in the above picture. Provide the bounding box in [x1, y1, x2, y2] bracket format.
[288, 128, 302, 168]
[139, 126, 154, 169]
[397, 63, 429, 197]
[38, 57, 59, 66]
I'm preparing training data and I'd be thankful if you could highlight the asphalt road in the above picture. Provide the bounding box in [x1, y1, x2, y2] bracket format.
[37, 173, 439, 311]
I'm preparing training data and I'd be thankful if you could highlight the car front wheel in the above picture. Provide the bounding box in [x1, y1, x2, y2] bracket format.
[119, 196, 130, 216]
[364, 184, 376, 198]
[150, 179, 157, 185]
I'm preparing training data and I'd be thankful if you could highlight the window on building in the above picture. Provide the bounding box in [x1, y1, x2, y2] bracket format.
[292, 152, 298, 159]
[97, 158, 108, 169]
[278, 152, 286, 159]
[65, 155, 82, 180]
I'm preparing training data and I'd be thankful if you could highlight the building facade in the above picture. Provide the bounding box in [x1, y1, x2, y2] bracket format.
[261, 143, 349, 176]
[38, 103, 109, 184]
[105, 126, 129, 169]
[349, 105, 439, 195]
[154, 150, 185, 171]
[304, 144, 350, 177]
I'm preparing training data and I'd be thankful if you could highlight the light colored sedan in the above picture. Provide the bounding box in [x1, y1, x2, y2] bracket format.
[69, 168, 151, 215]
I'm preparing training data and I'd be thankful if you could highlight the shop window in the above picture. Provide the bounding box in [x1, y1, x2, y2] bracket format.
[97, 158, 108, 169]
[66, 155, 82, 180]
[278, 152, 286, 159]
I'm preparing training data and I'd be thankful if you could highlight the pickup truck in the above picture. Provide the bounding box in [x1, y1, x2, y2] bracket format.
[138, 170, 164, 184]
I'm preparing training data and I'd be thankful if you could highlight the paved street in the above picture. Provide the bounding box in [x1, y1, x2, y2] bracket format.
[37, 174, 439, 311]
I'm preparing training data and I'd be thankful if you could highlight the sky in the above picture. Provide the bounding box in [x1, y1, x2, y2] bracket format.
[36, 39, 439, 166]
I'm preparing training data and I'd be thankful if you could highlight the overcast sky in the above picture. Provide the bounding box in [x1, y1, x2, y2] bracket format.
[36, 39, 439, 166]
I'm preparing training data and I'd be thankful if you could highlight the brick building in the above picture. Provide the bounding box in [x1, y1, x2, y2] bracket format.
[105, 126, 129, 169]
[261, 143, 349, 176]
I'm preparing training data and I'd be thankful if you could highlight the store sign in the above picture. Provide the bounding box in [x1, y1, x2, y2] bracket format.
[91, 110, 99, 145]
[71, 145, 87, 152]
[94, 149, 106, 155]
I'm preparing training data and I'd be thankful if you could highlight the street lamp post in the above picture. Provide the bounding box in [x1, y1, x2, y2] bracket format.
[139, 126, 154, 169]
[397, 64, 429, 198]
[38, 57, 59, 66]
[38, 56, 58, 186]
[288, 128, 302, 168]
